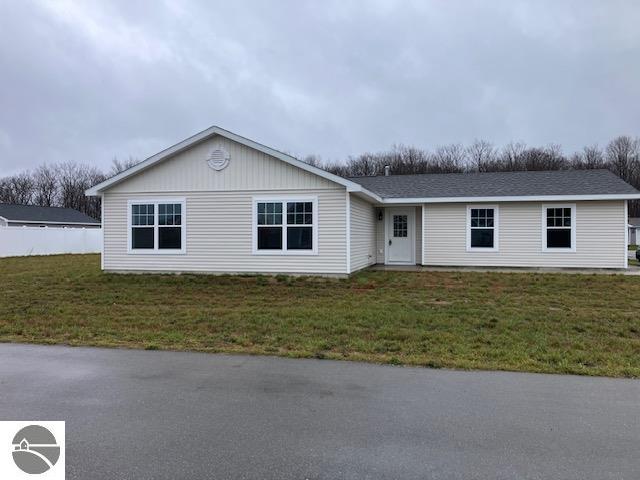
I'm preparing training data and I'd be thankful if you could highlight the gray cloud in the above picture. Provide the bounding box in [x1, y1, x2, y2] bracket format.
[1, 0, 639, 175]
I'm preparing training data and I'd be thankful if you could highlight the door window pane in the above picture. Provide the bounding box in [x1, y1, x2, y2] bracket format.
[393, 215, 408, 237]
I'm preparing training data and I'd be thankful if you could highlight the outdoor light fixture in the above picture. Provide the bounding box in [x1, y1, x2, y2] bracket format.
[378, 210, 383, 221]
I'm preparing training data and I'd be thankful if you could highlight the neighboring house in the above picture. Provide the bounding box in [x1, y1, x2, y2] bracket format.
[0, 204, 100, 228]
[629, 217, 640, 245]
[86, 126, 640, 274]
[0, 203, 101, 258]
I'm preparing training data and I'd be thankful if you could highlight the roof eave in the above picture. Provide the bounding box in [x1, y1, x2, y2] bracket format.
[380, 193, 640, 204]
[347, 185, 383, 203]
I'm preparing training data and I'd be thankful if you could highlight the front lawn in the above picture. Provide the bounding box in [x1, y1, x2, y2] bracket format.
[1, 254, 640, 377]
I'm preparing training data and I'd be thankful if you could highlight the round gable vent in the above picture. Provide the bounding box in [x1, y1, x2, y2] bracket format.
[207, 148, 230, 171]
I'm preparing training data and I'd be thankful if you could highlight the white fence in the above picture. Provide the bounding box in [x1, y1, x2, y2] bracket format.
[0, 226, 102, 257]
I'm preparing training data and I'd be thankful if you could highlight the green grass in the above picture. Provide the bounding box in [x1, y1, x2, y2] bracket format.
[628, 244, 637, 251]
[1, 254, 640, 377]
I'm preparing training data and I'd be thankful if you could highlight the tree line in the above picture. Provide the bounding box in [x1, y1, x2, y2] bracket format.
[0, 157, 138, 220]
[312, 135, 640, 215]
[1, 137, 639, 219]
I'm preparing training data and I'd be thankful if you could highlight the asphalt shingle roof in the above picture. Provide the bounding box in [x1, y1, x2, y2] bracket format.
[348, 169, 639, 199]
[0, 204, 100, 224]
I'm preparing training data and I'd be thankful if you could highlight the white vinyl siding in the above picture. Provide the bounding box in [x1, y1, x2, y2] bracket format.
[102, 189, 347, 274]
[423, 201, 626, 268]
[415, 206, 422, 264]
[101, 134, 350, 275]
[108, 135, 335, 193]
[349, 195, 376, 272]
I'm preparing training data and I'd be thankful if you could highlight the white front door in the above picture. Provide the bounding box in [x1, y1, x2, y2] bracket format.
[386, 208, 415, 264]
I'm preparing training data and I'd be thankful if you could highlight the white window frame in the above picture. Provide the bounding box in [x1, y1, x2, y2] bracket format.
[542, 203, 576, 252]
[127, 198, 186, 254]
[466, 205, 499, 252]
[252, 196, 318, 256]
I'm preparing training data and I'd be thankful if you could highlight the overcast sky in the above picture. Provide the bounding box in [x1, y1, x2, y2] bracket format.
[1, 0, 639, 175]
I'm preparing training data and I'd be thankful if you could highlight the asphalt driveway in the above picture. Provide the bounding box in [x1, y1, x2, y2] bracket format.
[0, 344, 638, 479]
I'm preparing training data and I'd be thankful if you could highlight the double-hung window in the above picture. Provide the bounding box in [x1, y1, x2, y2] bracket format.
[467, 206, 498, 251]
[254, 197, 317, 254]
[129, 199, 186, 253]
[543, 204, 575, 251]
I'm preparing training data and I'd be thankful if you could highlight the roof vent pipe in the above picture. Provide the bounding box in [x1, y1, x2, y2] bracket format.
[384, 165, 390, 176]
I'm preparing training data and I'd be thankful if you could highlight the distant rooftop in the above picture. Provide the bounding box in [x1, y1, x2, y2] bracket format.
[348, 169, 640, 199]
[0, 204, 100, 224]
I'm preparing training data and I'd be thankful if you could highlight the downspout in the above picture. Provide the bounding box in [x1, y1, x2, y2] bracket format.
[100, 193, 105, 271]
[625, 200, 628, 269]
[345, 190, 351, 274]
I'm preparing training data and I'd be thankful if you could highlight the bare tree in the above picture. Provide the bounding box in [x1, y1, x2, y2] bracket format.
[389, 145, 431, 174]
[519, 144, 567, 171]
[57, 162, 105, 219]
[33, 164, 59, 206]
[110, 156, 140, 176]
[431, 144, 466, 173]
[0, 172, 35, 204]
[466, 140, 497, 172]
[0, 178, 12, 204]
[322, 161, 351, 177]
[606, 136, 639, 182]
[571, 144, 606, 169]
[497, 142, 525, 171]
[344, 153, 380, 176]
[302, 154, 323, 168]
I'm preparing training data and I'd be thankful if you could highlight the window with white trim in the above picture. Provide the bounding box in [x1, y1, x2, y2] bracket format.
[129, 199, 185, 253]
[543, 205, 575, 250]
[254, 198, 316, 254]
[467, 206, 498, 251]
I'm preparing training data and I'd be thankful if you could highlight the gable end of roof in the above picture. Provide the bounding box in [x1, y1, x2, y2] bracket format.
[85, 126, 381, 201]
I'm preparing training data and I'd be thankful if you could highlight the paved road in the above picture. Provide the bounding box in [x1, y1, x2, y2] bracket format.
[0, 344, 638, 479]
